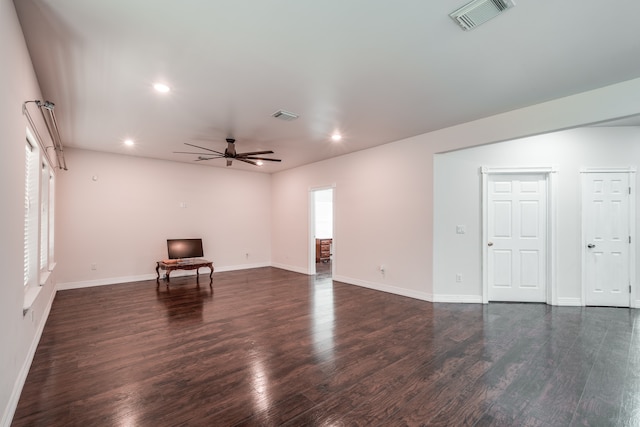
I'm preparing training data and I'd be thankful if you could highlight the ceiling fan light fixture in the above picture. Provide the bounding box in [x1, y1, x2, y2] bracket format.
[176, 139, 281, 167]
[271, 109, 299, 121]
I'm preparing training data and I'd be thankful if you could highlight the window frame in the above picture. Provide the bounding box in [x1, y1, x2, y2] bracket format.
[24, 127, 56, 292]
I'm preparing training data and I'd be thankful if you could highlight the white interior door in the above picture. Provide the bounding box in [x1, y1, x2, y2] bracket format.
[487, 174, 547, 302]
[583, 172, 631, 307]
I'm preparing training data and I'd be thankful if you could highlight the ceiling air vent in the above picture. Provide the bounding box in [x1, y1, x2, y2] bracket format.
[271, 110, 299, 121]
[450, 0, 515, 31]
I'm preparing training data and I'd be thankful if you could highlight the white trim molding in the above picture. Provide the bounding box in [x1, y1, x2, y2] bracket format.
[333, 275, 433, 302]
[556, 297, 583, 306]
[432, 294, 483, 304]
[481, 165, 559, 175]
[481, 166, 558, 305]
[579, 167, 637, 173]
[580, 167, 636, 308]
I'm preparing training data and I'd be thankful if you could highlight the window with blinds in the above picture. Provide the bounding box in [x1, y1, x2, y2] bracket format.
[24, 140, 34, 286]
[40, 162, 50, 270]
[23, 126, 58, 300]
[48, 172, 55, 267]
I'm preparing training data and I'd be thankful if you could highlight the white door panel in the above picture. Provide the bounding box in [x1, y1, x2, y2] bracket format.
[487, 174, 547, 302]
[583, 172, 630, 307]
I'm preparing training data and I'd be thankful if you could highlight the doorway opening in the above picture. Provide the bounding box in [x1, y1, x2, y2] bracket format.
[310, 187, 334, 278]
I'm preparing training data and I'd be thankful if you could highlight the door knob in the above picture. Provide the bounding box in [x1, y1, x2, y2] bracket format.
[488, 242, 494, 247]
[587, 243, 596, 249]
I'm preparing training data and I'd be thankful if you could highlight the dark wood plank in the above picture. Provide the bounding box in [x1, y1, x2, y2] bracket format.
[11, 267, 640, 426]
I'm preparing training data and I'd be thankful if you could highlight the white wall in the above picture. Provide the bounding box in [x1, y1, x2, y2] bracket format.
[271, 78, 640, 304]
[272, 140, 435, 299]
[0, 0, 58, 424]
[434, 126, 640, 304]
[56, 149, 272, 288]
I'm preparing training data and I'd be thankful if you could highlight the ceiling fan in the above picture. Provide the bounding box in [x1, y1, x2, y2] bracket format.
[174, 138, 282, 167]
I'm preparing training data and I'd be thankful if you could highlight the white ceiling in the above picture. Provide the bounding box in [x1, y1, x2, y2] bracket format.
[13, 0, 640, 173]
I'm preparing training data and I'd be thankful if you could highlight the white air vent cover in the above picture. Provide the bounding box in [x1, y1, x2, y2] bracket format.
[271, 110, 299, 121]
[450, 0, 515, 31]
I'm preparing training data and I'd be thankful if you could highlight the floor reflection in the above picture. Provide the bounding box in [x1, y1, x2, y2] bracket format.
[311, 262, 335, 363]
[156, 281, 213, 323]
[249, 357, 270, 413]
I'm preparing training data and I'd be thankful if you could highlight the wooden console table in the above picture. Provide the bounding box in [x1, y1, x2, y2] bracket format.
[156, 259, 213, 285]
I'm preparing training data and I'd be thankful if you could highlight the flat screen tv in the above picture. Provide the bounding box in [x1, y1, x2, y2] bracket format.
[167, 238, 204, 260]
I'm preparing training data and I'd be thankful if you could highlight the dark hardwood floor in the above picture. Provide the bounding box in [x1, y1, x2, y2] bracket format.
[12, 267, 640, 426]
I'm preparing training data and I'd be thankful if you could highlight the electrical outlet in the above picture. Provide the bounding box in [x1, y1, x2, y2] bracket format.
[456, 273, 462, 283]
[456, 225, 466, 234]
[91, 263, 97, 271]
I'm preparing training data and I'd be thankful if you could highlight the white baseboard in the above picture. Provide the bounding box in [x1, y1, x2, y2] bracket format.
[214, 262, 271, 272]
[57, 273, 156, 290]
[556, 297, 582, 306]
[333, 275, 433, 302]
[2, 283, 56, 427]
[57, 263, 272, 290]
[270, 262, 310, 275]
[432, 294, 483, 304]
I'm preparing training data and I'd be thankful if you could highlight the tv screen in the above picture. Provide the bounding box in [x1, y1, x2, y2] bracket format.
[167, 238, 204, 260]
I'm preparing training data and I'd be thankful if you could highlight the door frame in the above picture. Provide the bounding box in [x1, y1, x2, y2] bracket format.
[481, 166, 558, 304]
[580, 167, 636, 308]
[308, 184, 336, 276]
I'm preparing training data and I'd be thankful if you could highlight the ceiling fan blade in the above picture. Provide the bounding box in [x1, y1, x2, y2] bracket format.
[184, 143, 225, 156]
[236, 158, 258, 166]
[235, 150, 274, 156]
[174, 151, 217, 155]
[240, 156, 282, 162]
[195, 155, 225, 161]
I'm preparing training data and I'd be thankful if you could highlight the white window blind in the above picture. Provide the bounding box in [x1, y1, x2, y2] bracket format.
[48, 173, 55, 265]
[24, 141, 34, 286]
[40, 162, 50, 270]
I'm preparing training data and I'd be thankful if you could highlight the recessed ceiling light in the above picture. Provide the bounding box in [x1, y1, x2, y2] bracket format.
[124, 139, 134, 146]
[331, 132, 342, 142]
[153, 83, 170, 93]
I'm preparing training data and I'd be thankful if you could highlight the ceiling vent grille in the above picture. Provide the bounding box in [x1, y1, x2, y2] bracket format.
[450, 0, 515, 31]
[271, 110, 299, 121]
